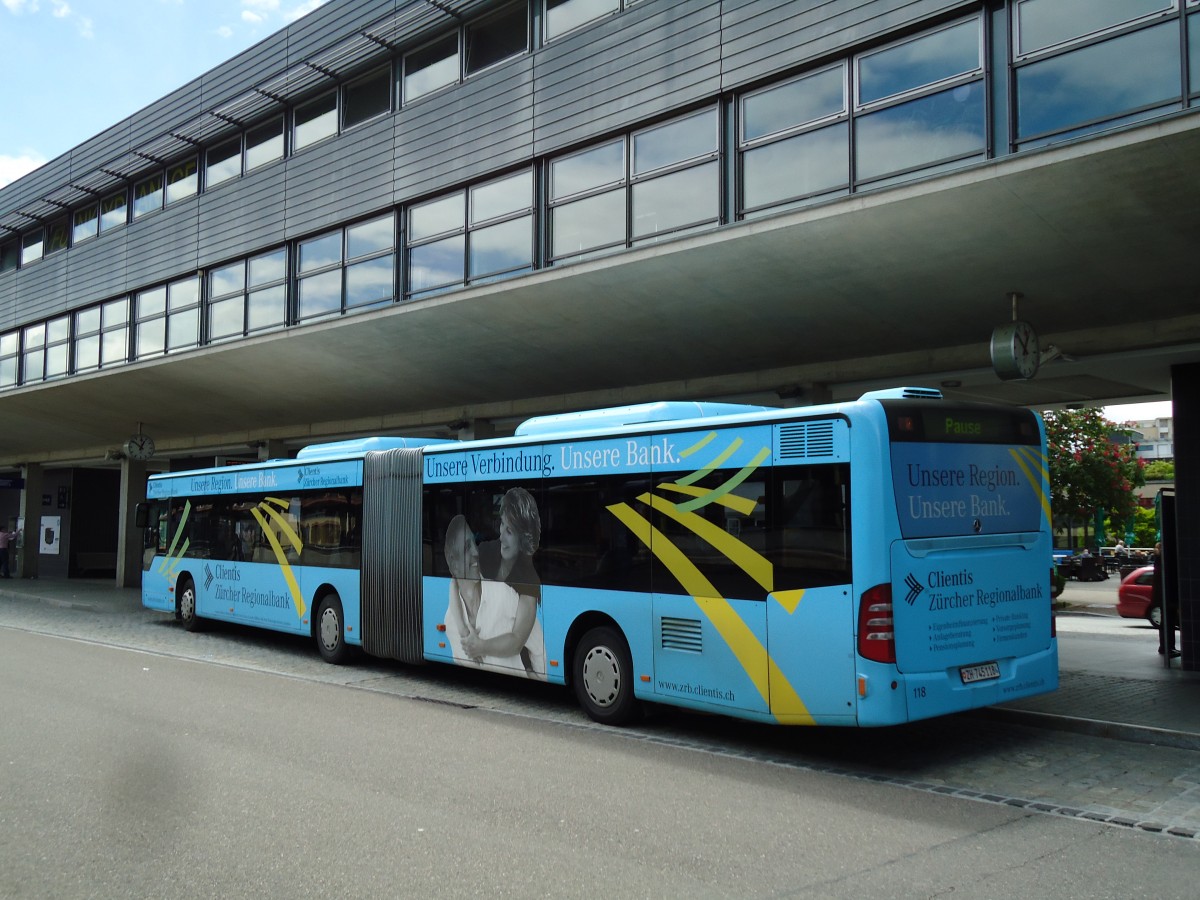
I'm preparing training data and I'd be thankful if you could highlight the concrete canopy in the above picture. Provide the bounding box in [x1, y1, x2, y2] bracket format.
[3, 112, 1199, 468]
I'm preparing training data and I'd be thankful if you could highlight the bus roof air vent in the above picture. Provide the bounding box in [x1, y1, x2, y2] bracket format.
[859, 387, 943, 402]
[515, 401, 774, 437]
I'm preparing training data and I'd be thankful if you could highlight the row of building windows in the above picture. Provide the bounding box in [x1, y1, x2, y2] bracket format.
[0, 0, 643, 272]
[6, 0, 1198, 276]
[3, 2, 1200, 389]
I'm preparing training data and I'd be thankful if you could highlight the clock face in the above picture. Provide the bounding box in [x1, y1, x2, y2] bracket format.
[125, 434, 156, 460]
[990, 321, 1039, 381]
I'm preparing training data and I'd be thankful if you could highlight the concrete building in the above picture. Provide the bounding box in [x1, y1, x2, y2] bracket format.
[2, 0, 1200, 665]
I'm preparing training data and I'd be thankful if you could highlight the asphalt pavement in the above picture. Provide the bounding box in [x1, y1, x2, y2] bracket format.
[1, 571, 1195, 750]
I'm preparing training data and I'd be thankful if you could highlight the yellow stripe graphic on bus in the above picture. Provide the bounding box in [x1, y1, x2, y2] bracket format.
[640, 492, 773, 592]
[1010, 447, 1052, 524]
[157, 499, 192, 575]
[606, 502, 811, 723]
[673, 447, 771, 514]
[656, 482, 757, 516]
[250, 505, 306, 620]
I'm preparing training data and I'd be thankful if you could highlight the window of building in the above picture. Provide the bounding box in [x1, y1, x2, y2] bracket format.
[1015, 21, 1181, 144]
[206, 137, 242, 188]
[0, 240, 18, 273]
[135, 285, 168, 359]
[740, 65, 850, 215]
[138, 277, 200, 357]
[550, 110, 719, 261]
[403, 34, 460, 104]
[209, 248, 291, 340]
[246, 118, 286, 171]
[466, 2, 527, 75]
[408, 193, 466, 296]
[100, 191, 127, 232]
[44, 220, 69, 255]
[0, 331, 17, 388]
[294, 92, 338, 150]
[166, 158, 198, 204]
[544, 0, 620, 41]
[1191, 11, 1200, 96]
[73, 205, 99, 244]
[21, 323, 45, 384]
[167, 277, 201, 352]
[75, 301, 129, 372]
[549, 140, 625, 261]
[21, 229, 44, 265]
[208, 260, 247, 343]
[247, 248, 289, 333]
[1013, 0, 1174, 58]
[298, 230, 343, 320]
[630, 109, 719, 243]
[133, 173, 164, 219]
[406, 171, 533, 298]
[343, 67, 391, 129]
[468, 170, 533, 282]
[9, 320, 67, 386]
[345, 214, 396, 309]
[854, 18, 985, 184]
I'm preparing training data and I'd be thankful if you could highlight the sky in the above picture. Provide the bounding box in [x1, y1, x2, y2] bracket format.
[0, 0, 329, 189]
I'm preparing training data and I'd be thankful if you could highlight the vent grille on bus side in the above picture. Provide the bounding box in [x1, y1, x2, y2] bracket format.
[778, 422, 836, 459]
[361, 448, 425, 664]
[661, 617, 703, 652]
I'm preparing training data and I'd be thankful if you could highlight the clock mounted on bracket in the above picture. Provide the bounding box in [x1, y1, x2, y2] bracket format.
[123, 433, 156, 461]
[990, 320, 1040, 381]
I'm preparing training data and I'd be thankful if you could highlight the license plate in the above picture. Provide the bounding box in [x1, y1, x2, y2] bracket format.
[960, 662, 1000, 684]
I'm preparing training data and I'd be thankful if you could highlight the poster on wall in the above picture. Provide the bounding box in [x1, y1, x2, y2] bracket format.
[40, 516, 61, 555]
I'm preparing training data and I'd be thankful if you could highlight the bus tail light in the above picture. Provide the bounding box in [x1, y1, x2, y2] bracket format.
[858, 584, 895, 663]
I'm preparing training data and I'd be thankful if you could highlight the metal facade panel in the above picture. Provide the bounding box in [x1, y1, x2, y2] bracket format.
[61, 230, 131, 312]
[720, 0, 971, 90]
[393, 55, 535, 203]
[6, 255, 69, 324]
[531, 0, 722, 157]
[196, 167, 288, 268]
[284, 116, 397, 239]
[124, 204, 202, 291]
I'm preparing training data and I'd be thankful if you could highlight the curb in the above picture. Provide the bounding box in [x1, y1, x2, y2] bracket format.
[977, 706, 1200, 752]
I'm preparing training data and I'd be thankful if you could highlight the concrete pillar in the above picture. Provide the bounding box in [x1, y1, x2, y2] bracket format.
[16, 463, 42, 579]
[1170, 364, 1198, 671]
[116, 458, 147, 588]
[456, 419, 496, 441]
[258, 439, 289, 461]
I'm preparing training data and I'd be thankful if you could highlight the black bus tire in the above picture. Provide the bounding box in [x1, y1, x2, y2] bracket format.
[573, 626, 639, 726]
[177, 576, 202, 632]
[315, 593, 350, 665]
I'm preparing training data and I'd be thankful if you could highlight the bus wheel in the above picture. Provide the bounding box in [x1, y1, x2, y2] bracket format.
[315, 593, 349, 665]
[177, 577, 202, 632]
[573, 626, 638, 726]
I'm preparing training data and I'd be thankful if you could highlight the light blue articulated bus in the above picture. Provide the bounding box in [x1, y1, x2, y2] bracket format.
[139, 387, 1057, 727]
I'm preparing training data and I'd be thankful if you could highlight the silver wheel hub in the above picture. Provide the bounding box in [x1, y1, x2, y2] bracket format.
[581, 645, 621, 708]
[320, 606, 340, 650]
[180, 588, 194, 618]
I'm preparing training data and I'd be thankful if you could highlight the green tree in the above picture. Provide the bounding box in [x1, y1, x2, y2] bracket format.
[1143, 460, 1174, 481]
[1042, 408, 1146, 535]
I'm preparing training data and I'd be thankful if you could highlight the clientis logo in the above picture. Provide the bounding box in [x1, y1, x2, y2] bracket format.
[904, 573, 924, 606]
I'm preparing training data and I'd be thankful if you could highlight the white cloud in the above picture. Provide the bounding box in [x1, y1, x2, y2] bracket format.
[216, 24, 233, 38]
[2, 0, 40, 15]
[50, 0, 67, 17]
[0, 152, 48, 189]
[284, 0, 328, 23]
[242, 10, 263, 23]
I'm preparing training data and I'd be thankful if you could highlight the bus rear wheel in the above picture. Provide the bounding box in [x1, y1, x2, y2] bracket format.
[573, 626, 638, 726]
[177, 577, 202, 632]
[315, 593, 349, 664]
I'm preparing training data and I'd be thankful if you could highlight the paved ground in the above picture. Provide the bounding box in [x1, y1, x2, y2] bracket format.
[2, 574, 1199, 841]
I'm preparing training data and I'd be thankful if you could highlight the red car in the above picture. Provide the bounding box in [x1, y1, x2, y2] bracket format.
[1116, 565, 1160, 627]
